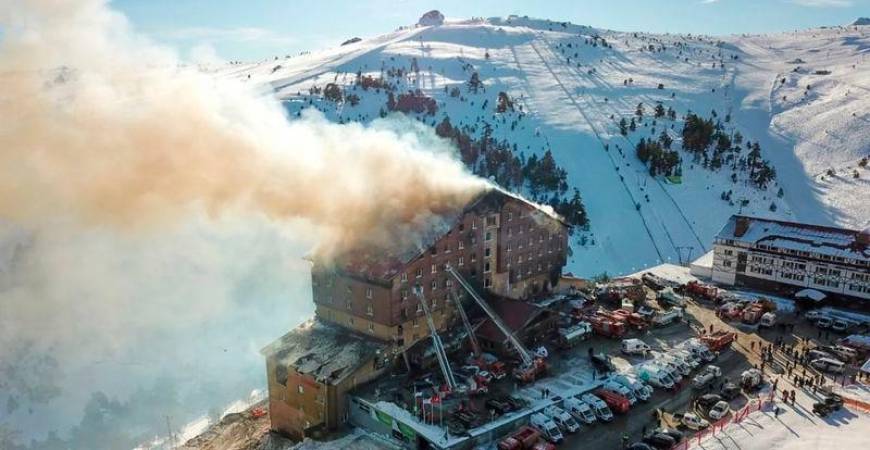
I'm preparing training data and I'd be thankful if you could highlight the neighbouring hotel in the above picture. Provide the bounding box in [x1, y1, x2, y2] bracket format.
[711, 215, 870, 304]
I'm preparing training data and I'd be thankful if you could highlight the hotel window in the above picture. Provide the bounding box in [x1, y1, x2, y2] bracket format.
[401, 289, 408, 300]
[365, 288, 373, 299]
[431, 280, 437, 290]
[486, 216, 497, 226]
[431, 264, 437, 274]
[368, 323, 374, 333]
[431, 297, 437, 308]
[484, 278, 492, 288]
[401, 273, 408, 282]
[298, 385, 304, 394]
[366, 303, 373, 316]
[416, 268, 423, 278]
[507, 243, 512, 252]
[458, 241, 465, 250]
[485, 247, 491, 258]
[508, 212, 513, 221]
[485, 231, 492, 241]
[458, 256, 464, 266]
[459, 223, 465, 231]
[484, 262, 491, 273]
[345, 299, 352, 310]
[445, 279, 452, 288]
[471, 253, 477, 263]
[416, 303, 423, 313]
[472, 220, 477, 230]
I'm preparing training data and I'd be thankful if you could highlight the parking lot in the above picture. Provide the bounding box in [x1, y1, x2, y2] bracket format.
[352, 269, 869, 450]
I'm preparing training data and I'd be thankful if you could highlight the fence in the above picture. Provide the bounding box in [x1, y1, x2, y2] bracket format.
[672, 391, 775, 450]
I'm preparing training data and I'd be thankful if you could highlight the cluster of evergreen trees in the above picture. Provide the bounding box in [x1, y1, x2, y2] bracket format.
[636, 133, 681, 177]
[680, 112, 777, 188]
[435, 117, 588, 228]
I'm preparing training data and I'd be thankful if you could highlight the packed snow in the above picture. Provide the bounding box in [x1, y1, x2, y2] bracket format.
[220, 18, 869, 278]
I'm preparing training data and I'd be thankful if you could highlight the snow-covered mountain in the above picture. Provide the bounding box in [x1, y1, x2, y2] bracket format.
[214, 16, 869, 277]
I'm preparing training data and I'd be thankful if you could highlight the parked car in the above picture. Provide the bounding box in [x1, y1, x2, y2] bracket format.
[692, 365, 722, 389]
[656, 428, 684, 444]
[581, 393, 614, 422]
[563, 397, 596, 424]
[622, 338, 652, 355]
[603, 380, 638, 405]
[530, 413, 563, 444]
[816, 317, 833, 329]
[543, 406, 579, 433]
[680, 412, 710, 430]
[627, 443, 654, 450]
[808, 349, 836, 361]
[719, 382, 741, 400]
[822, 345, 858, 361]
[810, 358, 845, 373]
[486, 398, 512, 415]
[707, 401, 730, 420]
[642, 433, 675, 449]
[832, 319, 851, 333]
[695, 393, 723, 410]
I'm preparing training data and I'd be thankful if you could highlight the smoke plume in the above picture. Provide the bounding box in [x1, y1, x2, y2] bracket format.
[0, 0, 485, 447]
[0, 0, 486, 254]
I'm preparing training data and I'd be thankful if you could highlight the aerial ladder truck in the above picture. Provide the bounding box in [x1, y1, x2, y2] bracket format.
[413, 287, 457, 393]
[446, 266, 547, 383]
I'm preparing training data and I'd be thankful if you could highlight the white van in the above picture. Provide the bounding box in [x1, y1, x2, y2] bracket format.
[531, 412, 564, 443]
[759, 312, 776, 327]
[611, 374, 653, 401]
[563, 397, 596, 424]
[622, 338, 652, 355]
[581, 393, 614, 422]
[673, 349, 700, 369]
[636, 365, 675, 389]
[603, 380, 637, 405]
[681, 340, 716, 362]
[656, 355, 690, 377]
[543, 406, 579, 433]
[810, 358, 845, 374]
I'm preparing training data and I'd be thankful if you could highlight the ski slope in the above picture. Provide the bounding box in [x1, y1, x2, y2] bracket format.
[218, 17, 869, 278]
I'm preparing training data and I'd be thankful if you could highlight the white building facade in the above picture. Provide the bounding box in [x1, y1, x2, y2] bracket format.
[712, 215, 870, 302]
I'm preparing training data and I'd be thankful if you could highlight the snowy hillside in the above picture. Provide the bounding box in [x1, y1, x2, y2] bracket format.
[217, 16, 869, 278]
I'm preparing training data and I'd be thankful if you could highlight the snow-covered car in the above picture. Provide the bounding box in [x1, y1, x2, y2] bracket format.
[681, 412, 710, 430]
[816, 317, 833, 329]
[707, 401, 730, 420]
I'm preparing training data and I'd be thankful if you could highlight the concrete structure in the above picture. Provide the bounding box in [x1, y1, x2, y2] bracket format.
[263, 187, 570, 440]
[261, 320, 389, 440]
[711, 215, 870, 304]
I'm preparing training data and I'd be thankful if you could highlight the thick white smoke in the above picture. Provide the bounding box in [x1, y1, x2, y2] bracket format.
[0, 0, 486, 447]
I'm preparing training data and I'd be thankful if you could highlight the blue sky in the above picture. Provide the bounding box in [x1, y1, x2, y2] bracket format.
[114, 0, 869, 61]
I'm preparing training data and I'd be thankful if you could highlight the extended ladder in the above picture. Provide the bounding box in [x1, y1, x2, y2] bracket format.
[414, 288, 457, 390]
[446, 267, 533, 366]
[451, 290, 481, 358]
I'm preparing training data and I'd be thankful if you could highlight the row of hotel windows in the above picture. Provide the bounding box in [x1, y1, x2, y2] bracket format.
[746, 265, 870, 293]
[720, 240, 869, 267]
